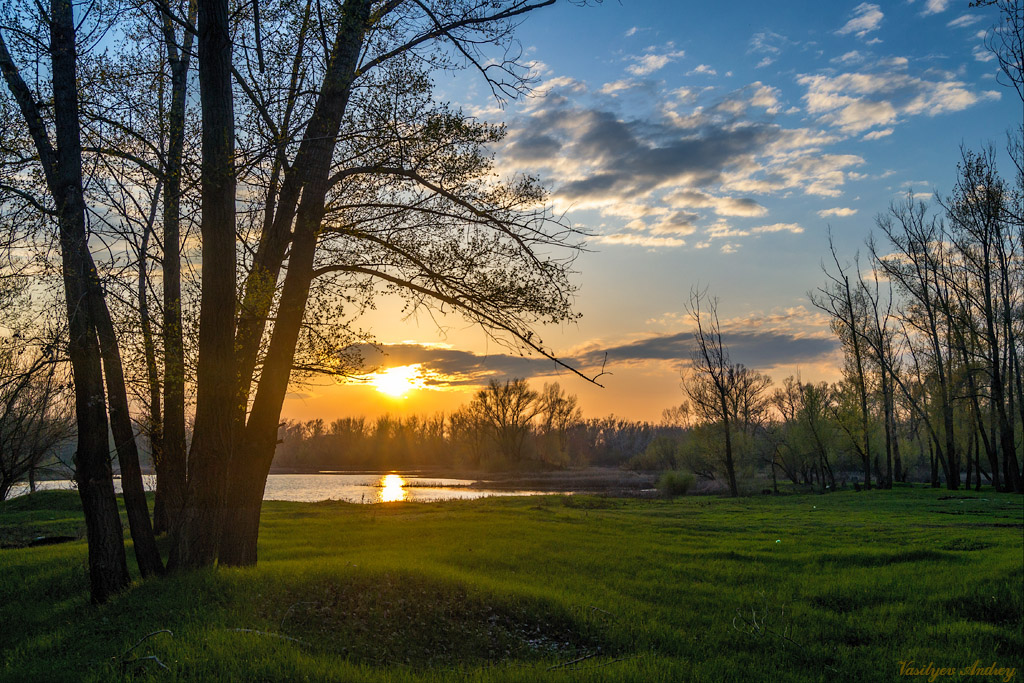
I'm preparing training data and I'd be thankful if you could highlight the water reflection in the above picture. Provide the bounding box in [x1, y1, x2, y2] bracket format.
[8, 473, 560, 504]
[379, 473, 406, 502]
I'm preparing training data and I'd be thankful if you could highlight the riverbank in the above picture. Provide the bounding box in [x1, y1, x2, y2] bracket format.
[2, 488, 1021, 681]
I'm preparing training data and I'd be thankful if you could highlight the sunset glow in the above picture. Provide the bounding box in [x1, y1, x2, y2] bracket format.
[370, 365, 425, 398]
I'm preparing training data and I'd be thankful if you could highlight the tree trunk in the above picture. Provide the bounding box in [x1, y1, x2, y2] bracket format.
[722, 413, 738, 497]
[156, 6, 194, 536]
[220, 0, 372, 565]
[41, 0, 132, 601]
[169, 0, 236, 570]
[89, 292, 164, 576]
[138, 201, 167, 535]
[221, 218, 320, 565]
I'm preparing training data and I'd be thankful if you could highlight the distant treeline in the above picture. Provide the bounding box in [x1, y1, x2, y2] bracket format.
[273, 410, 684, 472]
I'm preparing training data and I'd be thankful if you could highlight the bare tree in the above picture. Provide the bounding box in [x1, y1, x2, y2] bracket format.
[683, 288, 771, 496]
[0, 339, 73, 501]
[811, 237, 874, 489]
[469, 378, 540, 463]
[536, 382, 582, 465]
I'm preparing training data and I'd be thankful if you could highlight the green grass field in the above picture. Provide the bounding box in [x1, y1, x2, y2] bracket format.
[1, 487, 1021, 682]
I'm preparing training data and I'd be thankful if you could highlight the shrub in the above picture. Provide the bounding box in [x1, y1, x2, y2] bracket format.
[657, 471, 696, 497]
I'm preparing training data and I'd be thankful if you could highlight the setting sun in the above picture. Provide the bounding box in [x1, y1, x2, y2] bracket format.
[369, 364, 425, 398]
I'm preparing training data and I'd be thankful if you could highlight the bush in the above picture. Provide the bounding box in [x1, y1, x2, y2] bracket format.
[657, 471, 696, 497]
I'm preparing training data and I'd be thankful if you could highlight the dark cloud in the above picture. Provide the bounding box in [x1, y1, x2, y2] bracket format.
[363, 329, 838, 387]
[359, 343, 563, 386]
[539, 112, 780, 203]
[577, 330, 837, 370]
[504, 132, 562, 162]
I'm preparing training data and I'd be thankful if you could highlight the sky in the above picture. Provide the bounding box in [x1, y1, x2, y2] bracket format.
[281, 0, 1021, 424]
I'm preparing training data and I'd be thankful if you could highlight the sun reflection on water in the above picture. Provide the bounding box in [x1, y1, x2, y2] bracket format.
[379, 473, 406, 502]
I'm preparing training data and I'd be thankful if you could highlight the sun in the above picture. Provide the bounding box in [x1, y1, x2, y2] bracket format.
[369, 364, 424, 398]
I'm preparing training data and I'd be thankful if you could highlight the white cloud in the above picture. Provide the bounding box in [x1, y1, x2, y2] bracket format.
[720, 243, 740, 254]
[750, 223, 805, 234]
[922, 0, 949, 15]
[598, 233, 686, 248]
[756, 57, 774, 69]
[947, 14, 981, 28]
[973, 46, 996, 62]
[625, 26, 639, 37]
[749, 82, 782, 113]
[687, 64, 718, 77]
[817, 207, 858, 217]
[707, 220, 750, 238]
[626, 46, 686, 76]
[862, 128, 894, 140]
[599, 79, 640, 95]
[799, 64, 999, 133]
[833, 50, 864, 64]
[836, 4, 884, 38]
[748, 31, 793, 55]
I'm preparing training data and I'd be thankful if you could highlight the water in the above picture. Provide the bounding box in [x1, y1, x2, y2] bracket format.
[6, 473, 555, 504]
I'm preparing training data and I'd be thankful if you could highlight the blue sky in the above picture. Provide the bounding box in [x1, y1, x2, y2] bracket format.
[282, 0, 1020, 423]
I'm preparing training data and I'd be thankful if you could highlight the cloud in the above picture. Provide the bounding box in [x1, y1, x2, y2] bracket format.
[817, 207, 858, 217]
[571, 324, 837, 372]
[922, 0, 949, 15]
[748, 31, 794, 56]
[862, 128, 894, 140]
[359, 343, 566, 386]
[947, 14, 981, 28]
[665, 189, 768, 217]
[626, 45, 686, 76]
[687, 64, 718, 77]
[625, 26, 639, 37]
[497, 76, 865, 250]
[973, 45, 996, 62]
[597, 233, 687, 248]
[599, 79, 640, 95]
[649, 211, 700, 235]
[798, 61, 1000, 133]
[750, 222, 804, 234]
[832, 50, 864, 65]
[836, 3, 884, 38]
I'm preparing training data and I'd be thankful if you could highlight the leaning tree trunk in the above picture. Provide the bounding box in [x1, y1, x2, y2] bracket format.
[89, 292, 164, 576]
[0, 0, 133, 602]
[220, 229, 318, 566]
[219, 0, 372, 566]
[169, 0, 236, 570]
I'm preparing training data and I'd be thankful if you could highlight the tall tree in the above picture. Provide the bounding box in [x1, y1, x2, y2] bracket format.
[0, 0, 134, 600]
[812, 237, 874, 489]
[683, 288, 770, 496]
[168, 0, 237, 570]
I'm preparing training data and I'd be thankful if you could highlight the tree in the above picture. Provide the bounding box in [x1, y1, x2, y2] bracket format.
[208, 0, 596, 566]
[0, 340, 73, 501]
[536, 382, 582, 465]
[0, 0, 166, 600]
[683, 288, 771, 496]
[812, 236, 875, 489]
[468, 378, 540, 463]
[1, 0, 599, 584]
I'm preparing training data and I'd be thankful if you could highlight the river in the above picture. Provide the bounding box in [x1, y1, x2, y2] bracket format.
[6, 472, 559, 504]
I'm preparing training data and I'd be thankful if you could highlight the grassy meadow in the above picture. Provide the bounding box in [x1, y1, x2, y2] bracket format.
[1, 487, 1021, 682]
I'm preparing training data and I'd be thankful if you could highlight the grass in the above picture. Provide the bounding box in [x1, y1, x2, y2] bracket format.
[1, 488, 1021, 682]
